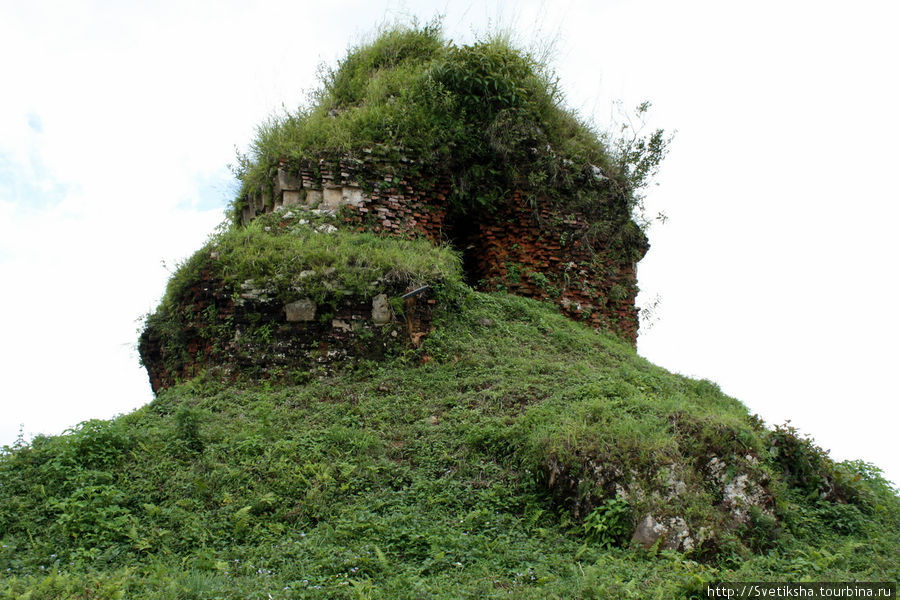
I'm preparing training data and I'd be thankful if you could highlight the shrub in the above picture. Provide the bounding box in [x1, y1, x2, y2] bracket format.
[583, 498, 632, 548]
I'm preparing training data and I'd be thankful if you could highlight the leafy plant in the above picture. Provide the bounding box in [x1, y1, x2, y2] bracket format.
[583, 498, 632, 548]
[769, 422, 836, 498]
[173, 406, 204, 455]
[608, 100, 673, 228]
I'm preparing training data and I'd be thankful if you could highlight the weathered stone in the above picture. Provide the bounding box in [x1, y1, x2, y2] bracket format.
[632, 514, 662, 548]
[239, 280, 273, 303]
[285, 298, 316, 322]
[707, 456, 773, 523]
[664, 469, 688, 499]
[662, 517, 691, 551]
[343, 186, 365, 206]
[372, 294, 391, 324]
[306, 189, 323, 207]
[241, 205, 256, 226]
[241, 149, 647, 346]
[254, 192, 268, 212]
[332, 319, 352, 332]
[323, 186, 343, 208]
[275, 168, 302, 194]
[283, 190, 304, 206]
[665, 517, 694, 551]
[476, 317, 494, 327]
[590, 164, 608, 181]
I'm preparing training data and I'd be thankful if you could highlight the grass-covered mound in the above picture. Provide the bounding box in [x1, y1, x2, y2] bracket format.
[153, 209, 460, 310]
[139, 208, 463, 391]
[233, 23, 668, 240]
[3, 292, 898, 599]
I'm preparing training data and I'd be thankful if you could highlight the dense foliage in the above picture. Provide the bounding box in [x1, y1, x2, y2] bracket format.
[232, 24, 668, 232]
[3, 293, 898, 598]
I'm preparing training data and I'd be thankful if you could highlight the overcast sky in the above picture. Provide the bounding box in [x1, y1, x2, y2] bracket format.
[1, 0, 897, 485]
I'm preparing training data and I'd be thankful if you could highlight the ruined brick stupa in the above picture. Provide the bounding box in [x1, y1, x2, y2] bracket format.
[139, 26, 659, 392]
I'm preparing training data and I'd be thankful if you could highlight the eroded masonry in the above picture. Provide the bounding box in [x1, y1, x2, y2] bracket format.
[140, 148, 648, 393]
[245, 151, 648, 343]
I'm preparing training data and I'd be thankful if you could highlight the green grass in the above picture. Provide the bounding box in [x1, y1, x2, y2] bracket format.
[139, 208, 465, 386]
[160, 210, 462, 309]
[231, 22, 667, 254]
[6, 21, 888, 600]
[3, 292, 898, 599]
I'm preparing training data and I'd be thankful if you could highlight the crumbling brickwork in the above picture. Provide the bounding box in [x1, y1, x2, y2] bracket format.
[139, 263, 436, 394]
[246, 150, 646, 344]
[463, 193, 642, 343]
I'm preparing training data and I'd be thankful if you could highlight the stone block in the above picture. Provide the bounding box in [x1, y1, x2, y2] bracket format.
[332, 319, 352, 332]
[275, 168, 303, 194]
[342, 186, 365, 206]
[283, 190, 304, 206]
[241, 205, 256, 226]
[285, 298, 316, 322]
[254, 191, 271, 212]
[371, 294, 391, 324]
[632, 514, 662, 549]
[306, 189, 323, 207]
[323, 186, 343, 209]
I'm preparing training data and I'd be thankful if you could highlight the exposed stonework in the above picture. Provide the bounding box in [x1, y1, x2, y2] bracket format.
[243, 151, 648, 344]
[706, 455, 774, 524]
[632, 514, 695, 552]
[285, 298, 316, 322]
[145, 147, 648, 392]
[461, 192, 642, 342]
[371, 294, 391, 325]
[538, 446, 774, 555]
[138, 266, 436, 394]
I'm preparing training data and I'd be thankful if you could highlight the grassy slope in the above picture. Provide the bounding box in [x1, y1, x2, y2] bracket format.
[2, 291, 898, 599]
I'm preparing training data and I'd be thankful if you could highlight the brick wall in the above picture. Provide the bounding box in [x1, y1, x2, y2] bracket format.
[463, 193, 642, 343]
[245, 151, 646, 344]
[139, 265, 436, 393]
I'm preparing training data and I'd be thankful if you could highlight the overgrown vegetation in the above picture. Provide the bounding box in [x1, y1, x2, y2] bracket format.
[4, 21, 895, 600]
[231, 22, 669, 244]
[159, 211, 461, 310]
[3, 293, 898, 598]
[140, 208, 463, 388]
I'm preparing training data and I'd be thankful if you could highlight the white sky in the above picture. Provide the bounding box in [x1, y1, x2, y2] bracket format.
[1, 0, 898, 485]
